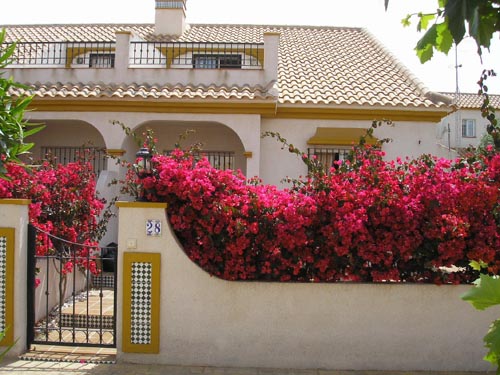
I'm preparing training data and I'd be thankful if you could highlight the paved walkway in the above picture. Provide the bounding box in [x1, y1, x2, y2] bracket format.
[0, 358, 490, 375]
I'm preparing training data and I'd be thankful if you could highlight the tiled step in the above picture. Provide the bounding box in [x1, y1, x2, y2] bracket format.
[92, 272, 115, 288]
[59, 289, 114, 329]
[21, 344, 116, 364]
[59, 313, 114, 329]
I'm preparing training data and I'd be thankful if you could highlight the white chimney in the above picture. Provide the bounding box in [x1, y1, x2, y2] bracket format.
[154, 0, 187, 36]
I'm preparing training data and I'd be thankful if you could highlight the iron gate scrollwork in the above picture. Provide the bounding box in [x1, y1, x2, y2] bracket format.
[27, 224, 117, 348]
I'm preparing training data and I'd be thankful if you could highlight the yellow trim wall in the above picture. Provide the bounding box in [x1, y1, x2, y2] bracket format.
[122, 252, 161, 354]
[29, 99, 448, 122]
[0, 199, 31, 206]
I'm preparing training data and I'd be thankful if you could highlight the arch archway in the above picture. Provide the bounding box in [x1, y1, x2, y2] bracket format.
[124, 120, 247, 175]
[23, 119, 107, 171]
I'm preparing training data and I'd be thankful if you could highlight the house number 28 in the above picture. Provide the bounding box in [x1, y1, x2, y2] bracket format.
[146, 219, 162, 237]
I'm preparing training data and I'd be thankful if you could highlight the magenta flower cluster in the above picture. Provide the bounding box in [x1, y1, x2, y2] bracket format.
[0, 160, 105, 278]
[132, 147, 500, 284]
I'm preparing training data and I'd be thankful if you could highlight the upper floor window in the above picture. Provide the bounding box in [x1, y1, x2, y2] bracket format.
[462, 119, 476, 138]
[89, 53, 115, 68]
[193, 54, 242, 69]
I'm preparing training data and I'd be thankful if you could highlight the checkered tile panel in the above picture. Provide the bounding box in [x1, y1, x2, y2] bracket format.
[0, 237, 7, 333]
[92, 274, 115, 289]
[60, 313, 114, 329]
[130, 262, 152, 345]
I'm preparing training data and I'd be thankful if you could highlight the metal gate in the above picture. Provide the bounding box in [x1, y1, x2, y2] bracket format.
[27, 224, 117, 348]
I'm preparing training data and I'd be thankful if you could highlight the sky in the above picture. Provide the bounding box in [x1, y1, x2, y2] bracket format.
[1, 0, 499, 94]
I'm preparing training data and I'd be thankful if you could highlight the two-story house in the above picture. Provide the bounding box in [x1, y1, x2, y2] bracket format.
[2, 0, 451, 243]
[437, 92, 500, 157]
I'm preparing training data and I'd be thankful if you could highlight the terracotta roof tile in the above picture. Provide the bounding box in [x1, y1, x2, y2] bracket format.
[440, 92, 500, 109]
[2, 23, 449, 109]
[10, 82, 274, 101]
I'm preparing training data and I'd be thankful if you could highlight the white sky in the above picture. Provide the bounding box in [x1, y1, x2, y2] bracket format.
[1, 0, 499, 94]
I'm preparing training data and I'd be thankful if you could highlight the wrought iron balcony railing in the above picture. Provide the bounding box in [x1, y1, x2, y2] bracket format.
[164, 150, 235, 170]
[2, 40, 264, 69]
[41, 146, 108, 175]
[5, 41, 116, 68]
[129, 41, 263, 68]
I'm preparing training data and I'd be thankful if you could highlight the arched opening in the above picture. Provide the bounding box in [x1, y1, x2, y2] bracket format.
[23, 119, 107, 175]
[123, 120, 247, 175]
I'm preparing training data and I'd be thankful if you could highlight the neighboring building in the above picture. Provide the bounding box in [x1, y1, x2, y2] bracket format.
[2, 0, 451, 243]
[437, 92, 500, 157]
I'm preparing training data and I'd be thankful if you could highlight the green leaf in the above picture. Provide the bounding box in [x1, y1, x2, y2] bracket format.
[462, 274, 500, 311]
[483, 319, 500, 369]
[401, 15, 411, 27]
[418, 13, 436, 31]
[473, 8, 497, 50]
[470, 260, 488, 271]
[23, 124, 45, 138]
[416, 24, 438, 63]
[436, 21, 454, 54]
[444, 0, 468, 43]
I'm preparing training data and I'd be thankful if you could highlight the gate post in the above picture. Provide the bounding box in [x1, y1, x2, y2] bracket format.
[0, 199, 30, 357]
[115, 201, 167, 362]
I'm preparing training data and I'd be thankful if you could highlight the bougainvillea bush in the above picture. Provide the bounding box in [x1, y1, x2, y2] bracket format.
[0, 159, 106, 278]
[128, 143, 500, 284]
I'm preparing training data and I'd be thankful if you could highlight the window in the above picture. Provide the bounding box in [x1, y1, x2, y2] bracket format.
[193, 54, 242, 69]
[89, 53, 115, 68]
[193, 55, 218, 69]
[462, 119, 476, 138]
[306, 128, 379, 175]
[307, 147, 350, 174]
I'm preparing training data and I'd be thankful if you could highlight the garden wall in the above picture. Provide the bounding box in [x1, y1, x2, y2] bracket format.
[116, 202, 499, 372]
[0, 199, 30, 357]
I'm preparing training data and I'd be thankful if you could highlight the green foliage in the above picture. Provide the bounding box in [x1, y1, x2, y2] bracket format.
[387, 0, 500, 63]
[463, 273, 500, 372]
[479, 70, 499, 147]
[0, 328, 17, 362]
[484, 320, 500, 371]
[0, 28, 44, 177]
[462, 274, 500, 310]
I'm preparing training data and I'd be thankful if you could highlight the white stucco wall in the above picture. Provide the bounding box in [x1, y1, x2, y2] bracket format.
[117, 204, 498, 372]
[437, 108, 490, 154]
[261, 118, 444, 187]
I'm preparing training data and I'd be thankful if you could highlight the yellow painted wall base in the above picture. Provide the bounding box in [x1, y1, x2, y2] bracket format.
[122, 252, 161, 354]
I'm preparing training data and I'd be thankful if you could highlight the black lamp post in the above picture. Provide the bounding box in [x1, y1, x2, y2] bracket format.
[135, 147, 152, 201]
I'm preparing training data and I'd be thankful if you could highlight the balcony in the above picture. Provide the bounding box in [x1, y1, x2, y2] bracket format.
[7, 41, 116, 68]
[7, 41, 263, 69]
[129, 41, 263, 69]
[3, 31, 279, 88]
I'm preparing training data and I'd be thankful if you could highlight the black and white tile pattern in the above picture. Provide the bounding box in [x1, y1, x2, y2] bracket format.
[0, 236, 6, 333]
[60, 313, 114, 329]
[130, 262, 152, 345]
[92, 274, 115, 289]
